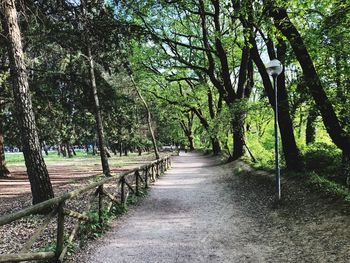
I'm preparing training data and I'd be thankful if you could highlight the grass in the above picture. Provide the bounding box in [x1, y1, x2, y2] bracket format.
[307, 172, 350, 202]
[5, 150, 157, 167]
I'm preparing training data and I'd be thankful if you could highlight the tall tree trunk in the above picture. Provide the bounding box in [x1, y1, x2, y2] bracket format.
[179, 112, 195, 151]
[130, 75, 160, 160]
[234, 0, 304, 171]
[249, 35, 304, 171]
[81, 0, 110, 176]
[1, 0, 53, 203]
[211, 137, 221, 155]
[232, 122, 245, 160]
[229, 47, 250, 161]
[276, 39, 304, 171]
[86, 47, 110, 176]
[267, 3, 350, 162]
[306, 108, 317, 145]
[60, 144, 67, 157]
[66, 143, 73, 158]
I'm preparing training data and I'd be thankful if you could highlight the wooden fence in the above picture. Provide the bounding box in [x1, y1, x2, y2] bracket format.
[0, 156, 171, 263]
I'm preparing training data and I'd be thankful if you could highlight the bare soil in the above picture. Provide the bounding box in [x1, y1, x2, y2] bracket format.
[0, 153, 157, 256]
[69, 152, 350, 263]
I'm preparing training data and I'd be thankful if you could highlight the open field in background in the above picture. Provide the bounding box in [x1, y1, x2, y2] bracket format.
[0, 151, 158, 202]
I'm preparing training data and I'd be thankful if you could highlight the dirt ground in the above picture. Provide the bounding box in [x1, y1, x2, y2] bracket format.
[69, 152, 350, 263]
[0, 154, 156, 215]
[0, 153, 159, 256]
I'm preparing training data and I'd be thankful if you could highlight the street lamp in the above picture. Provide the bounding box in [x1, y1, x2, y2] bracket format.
[266, 59, 283, 200]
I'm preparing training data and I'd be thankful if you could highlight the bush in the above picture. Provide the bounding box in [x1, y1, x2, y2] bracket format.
[303, 142, 342, 176]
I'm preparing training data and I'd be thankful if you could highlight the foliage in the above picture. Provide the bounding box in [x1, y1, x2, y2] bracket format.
[303, 143, 342, 177]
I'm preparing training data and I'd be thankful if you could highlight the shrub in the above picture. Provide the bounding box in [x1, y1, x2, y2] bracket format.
[303, 142, 342, 176]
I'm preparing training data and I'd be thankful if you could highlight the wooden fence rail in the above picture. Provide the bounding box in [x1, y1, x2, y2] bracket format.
[0, 156, 172, 263]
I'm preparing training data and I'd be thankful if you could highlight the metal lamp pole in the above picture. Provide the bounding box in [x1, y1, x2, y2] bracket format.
[266, 59, 283, 200]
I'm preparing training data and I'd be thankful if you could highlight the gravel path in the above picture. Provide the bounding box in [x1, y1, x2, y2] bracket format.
[77, 152, 350, 263]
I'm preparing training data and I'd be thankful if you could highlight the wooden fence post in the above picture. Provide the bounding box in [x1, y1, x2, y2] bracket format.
[120, 177, 125, 205]
[98, 185, 103, 224]
[156, 162, 160, 178]
[135, 171, 140, 196]
[151, 164, 155, 182]
[56, 201, 65, 262]
[145, 167, 149, 188]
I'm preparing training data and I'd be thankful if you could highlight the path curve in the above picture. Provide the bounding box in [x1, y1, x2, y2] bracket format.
[83, 152, 268, 262]
[80, 152, 350, 263]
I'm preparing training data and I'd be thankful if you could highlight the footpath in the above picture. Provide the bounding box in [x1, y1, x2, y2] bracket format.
[76, 152, 350, 263]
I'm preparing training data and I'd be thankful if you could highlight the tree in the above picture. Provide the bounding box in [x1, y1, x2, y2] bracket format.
[266, 0, 350, 179]
[127, 68, 160, 159]
[1, 0, 54, 204]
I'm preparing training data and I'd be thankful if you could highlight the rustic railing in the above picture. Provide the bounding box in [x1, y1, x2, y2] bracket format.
[0, 156, 171, 263]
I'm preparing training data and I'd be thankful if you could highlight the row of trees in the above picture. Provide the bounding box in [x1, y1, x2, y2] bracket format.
[0, 0, 161, 204]
[0, 0, 349, 204]
[126, 0, 349, 176]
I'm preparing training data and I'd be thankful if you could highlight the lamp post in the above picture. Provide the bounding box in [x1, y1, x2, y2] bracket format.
[266, 59, 283, 200]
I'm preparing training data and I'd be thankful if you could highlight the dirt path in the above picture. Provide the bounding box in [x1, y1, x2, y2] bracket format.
[76, 152, 350, 263]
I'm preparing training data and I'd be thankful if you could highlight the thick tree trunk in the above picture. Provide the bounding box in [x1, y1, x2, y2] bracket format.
[267, 4, 350, 158]
[71, 146, 76, 156]
[1, 0, 54, 203]
[232, 122, 245, 160]
[124, 147, 128, 156]
[276, 39, 304, 171]
[66, 143, 73, 158]
[211, 137, 221, 155]
[229, 47, 249, 161]
[188, 134, 195, 151]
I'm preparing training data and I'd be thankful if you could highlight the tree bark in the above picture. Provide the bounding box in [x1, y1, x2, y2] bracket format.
[1, 0, 54, 203]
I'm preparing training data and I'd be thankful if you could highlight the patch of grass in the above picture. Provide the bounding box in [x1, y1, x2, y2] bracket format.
[5, 150, 96, 165]
[307, 172, 350, 202]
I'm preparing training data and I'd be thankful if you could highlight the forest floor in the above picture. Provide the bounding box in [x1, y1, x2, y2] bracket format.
[69, 152, 350, 263]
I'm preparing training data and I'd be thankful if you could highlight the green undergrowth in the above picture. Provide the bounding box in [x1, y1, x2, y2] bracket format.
[240, 158, 350, 204]
[306, 172, 350, 202]
[238, 139, 350, 202]
[77, 190, 148, 247]
[36, 190, 149, 263]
